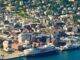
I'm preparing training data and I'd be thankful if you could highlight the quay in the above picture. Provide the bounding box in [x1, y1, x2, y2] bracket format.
[1, 44, 80, 60]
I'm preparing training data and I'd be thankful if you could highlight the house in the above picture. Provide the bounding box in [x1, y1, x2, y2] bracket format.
[18, 33, 33, 43]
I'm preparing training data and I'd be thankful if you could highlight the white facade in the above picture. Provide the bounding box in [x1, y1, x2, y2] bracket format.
[3, 41, 9, 51]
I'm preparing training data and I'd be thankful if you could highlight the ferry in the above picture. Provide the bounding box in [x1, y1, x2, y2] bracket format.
[23, 45, 59, 56]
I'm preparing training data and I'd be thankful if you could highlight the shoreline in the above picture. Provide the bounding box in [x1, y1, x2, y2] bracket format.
[1, 46, 80, 60]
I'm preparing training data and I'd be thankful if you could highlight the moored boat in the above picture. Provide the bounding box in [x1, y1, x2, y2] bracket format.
[23, 45, 59, 56]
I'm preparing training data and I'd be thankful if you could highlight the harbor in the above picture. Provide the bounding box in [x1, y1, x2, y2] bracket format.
[0, 27, 80, 59]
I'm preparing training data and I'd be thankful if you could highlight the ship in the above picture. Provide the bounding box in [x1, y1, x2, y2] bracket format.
[23, 45, 59, 56]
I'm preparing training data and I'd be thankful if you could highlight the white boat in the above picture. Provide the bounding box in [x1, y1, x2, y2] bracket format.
[23, 45, 58, 56]
[59, 43, 80, 51]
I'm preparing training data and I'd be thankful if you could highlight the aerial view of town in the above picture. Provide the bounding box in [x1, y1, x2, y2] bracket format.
[0, 0, 80, 60]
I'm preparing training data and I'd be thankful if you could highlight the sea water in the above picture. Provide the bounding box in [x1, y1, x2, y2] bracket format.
[10, 49, 80, 60]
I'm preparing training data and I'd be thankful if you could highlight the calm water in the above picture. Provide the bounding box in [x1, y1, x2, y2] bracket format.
[10, 49, 80, 60]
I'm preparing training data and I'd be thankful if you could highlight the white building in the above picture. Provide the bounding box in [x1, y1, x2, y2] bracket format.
[18, 33, 33, 43]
